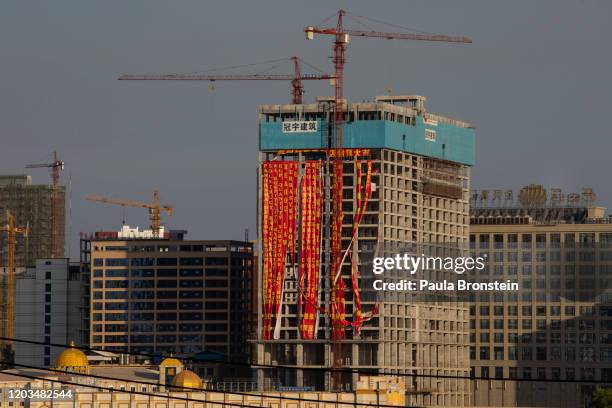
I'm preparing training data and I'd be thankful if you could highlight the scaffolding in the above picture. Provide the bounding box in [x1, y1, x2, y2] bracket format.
[0, 210, 28, 366]
[0, 175, 65, 266]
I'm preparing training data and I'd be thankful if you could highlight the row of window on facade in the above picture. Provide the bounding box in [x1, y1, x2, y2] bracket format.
[94, 244, 244, 252]
[470, 233, 610, 248]
[472, 366, 607, 381]
[94, 257, 232, 267]
[472, 330, 612, 345]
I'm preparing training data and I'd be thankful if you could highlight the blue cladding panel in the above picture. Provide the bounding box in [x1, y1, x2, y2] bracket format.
[259, 120, 327, 150]
[259, 117, 475, 166]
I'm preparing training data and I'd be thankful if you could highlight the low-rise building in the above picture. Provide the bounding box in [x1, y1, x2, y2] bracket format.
[0, 344, 406, 407]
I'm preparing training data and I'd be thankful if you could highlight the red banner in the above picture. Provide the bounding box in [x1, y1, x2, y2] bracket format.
[331, 158, 346, 340]
[299, 161, 323, 339]
[261, 161, 299, 340]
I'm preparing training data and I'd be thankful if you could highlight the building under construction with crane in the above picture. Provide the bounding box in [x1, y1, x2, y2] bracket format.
[0, 153, 65, 365]
[117, 9, 476, 405]
[251, 10, 475, 407]
[0, 174, 65, 266]
[254, 94, 475, 406]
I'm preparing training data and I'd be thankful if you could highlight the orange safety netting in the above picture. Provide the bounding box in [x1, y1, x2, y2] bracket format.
[262, 161, 299, 340]
[298, 161, 323, 340]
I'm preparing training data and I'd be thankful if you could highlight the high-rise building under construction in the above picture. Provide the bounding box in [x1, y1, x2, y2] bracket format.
[254, 95, 476, 407]
[0, 175, 65, 265]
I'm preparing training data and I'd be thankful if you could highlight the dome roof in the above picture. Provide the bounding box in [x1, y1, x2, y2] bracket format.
[171, 370, 202, 389]
[56, 341, 88, 369]
[159, 356, 184, 367]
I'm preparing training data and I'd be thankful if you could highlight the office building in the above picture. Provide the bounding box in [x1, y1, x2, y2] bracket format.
[14, 258, 82, 368]
[80, 228, 254, 376]
[254, 95, 475, 406]
[469, 184, 612, 407]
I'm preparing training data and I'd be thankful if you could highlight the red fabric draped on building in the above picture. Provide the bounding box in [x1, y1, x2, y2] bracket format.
[298, 161, 323, 339]
[262, 161, 299, 340]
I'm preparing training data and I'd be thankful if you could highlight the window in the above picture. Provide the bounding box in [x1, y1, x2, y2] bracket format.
[522, 367, 532, 379]
[105, 258, 129, 267]
[157, 258, 178, 266]
[509, 367, 517, 379]
[481, 367, 489, 378]
[495, 366, 504, 378]
[537, 367, 546, 379]
[522, 347, 532, 360]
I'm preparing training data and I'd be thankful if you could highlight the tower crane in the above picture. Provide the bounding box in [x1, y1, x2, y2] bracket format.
[25, 151, 64, 258]
[0, 210, 29, 365]
[305, 9, 472, 156]
[118, 56, 334, 104]
[86, 190, 173, 238]
[305, 9, 472, 389]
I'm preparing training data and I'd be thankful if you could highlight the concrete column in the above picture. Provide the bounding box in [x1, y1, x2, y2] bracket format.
[351, 343, 359, 389]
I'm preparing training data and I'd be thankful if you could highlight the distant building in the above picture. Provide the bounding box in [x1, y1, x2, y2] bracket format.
[14, 258, 82, 368]
[469, 185, 612, 407]
[0, 175, 65, 265]
[80, 228, 253, 377]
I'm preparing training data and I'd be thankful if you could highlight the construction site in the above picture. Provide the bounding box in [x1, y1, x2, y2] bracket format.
[0, 7, 481, 407]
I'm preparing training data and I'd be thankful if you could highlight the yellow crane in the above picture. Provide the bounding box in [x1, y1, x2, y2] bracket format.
[0, 210, 29, 365]
[86, 190, 173, 238]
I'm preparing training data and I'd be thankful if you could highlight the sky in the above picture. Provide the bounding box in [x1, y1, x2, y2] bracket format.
[1, 0, 611, 259]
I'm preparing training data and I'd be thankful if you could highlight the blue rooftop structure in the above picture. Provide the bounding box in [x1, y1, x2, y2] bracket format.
[258, 95, 475, 166]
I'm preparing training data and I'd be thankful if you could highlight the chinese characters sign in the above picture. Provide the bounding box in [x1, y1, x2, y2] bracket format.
[471, 186, 597, 208]
[282, 121, 318, 133]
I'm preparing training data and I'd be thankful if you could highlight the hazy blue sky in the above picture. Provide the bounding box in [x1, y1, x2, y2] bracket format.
[1, 0, 610, 258]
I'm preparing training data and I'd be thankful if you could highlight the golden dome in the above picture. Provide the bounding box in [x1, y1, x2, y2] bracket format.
[171, 370, 202, 390]
[159, 356, 184, 367]
[55, 341, 88, 369]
